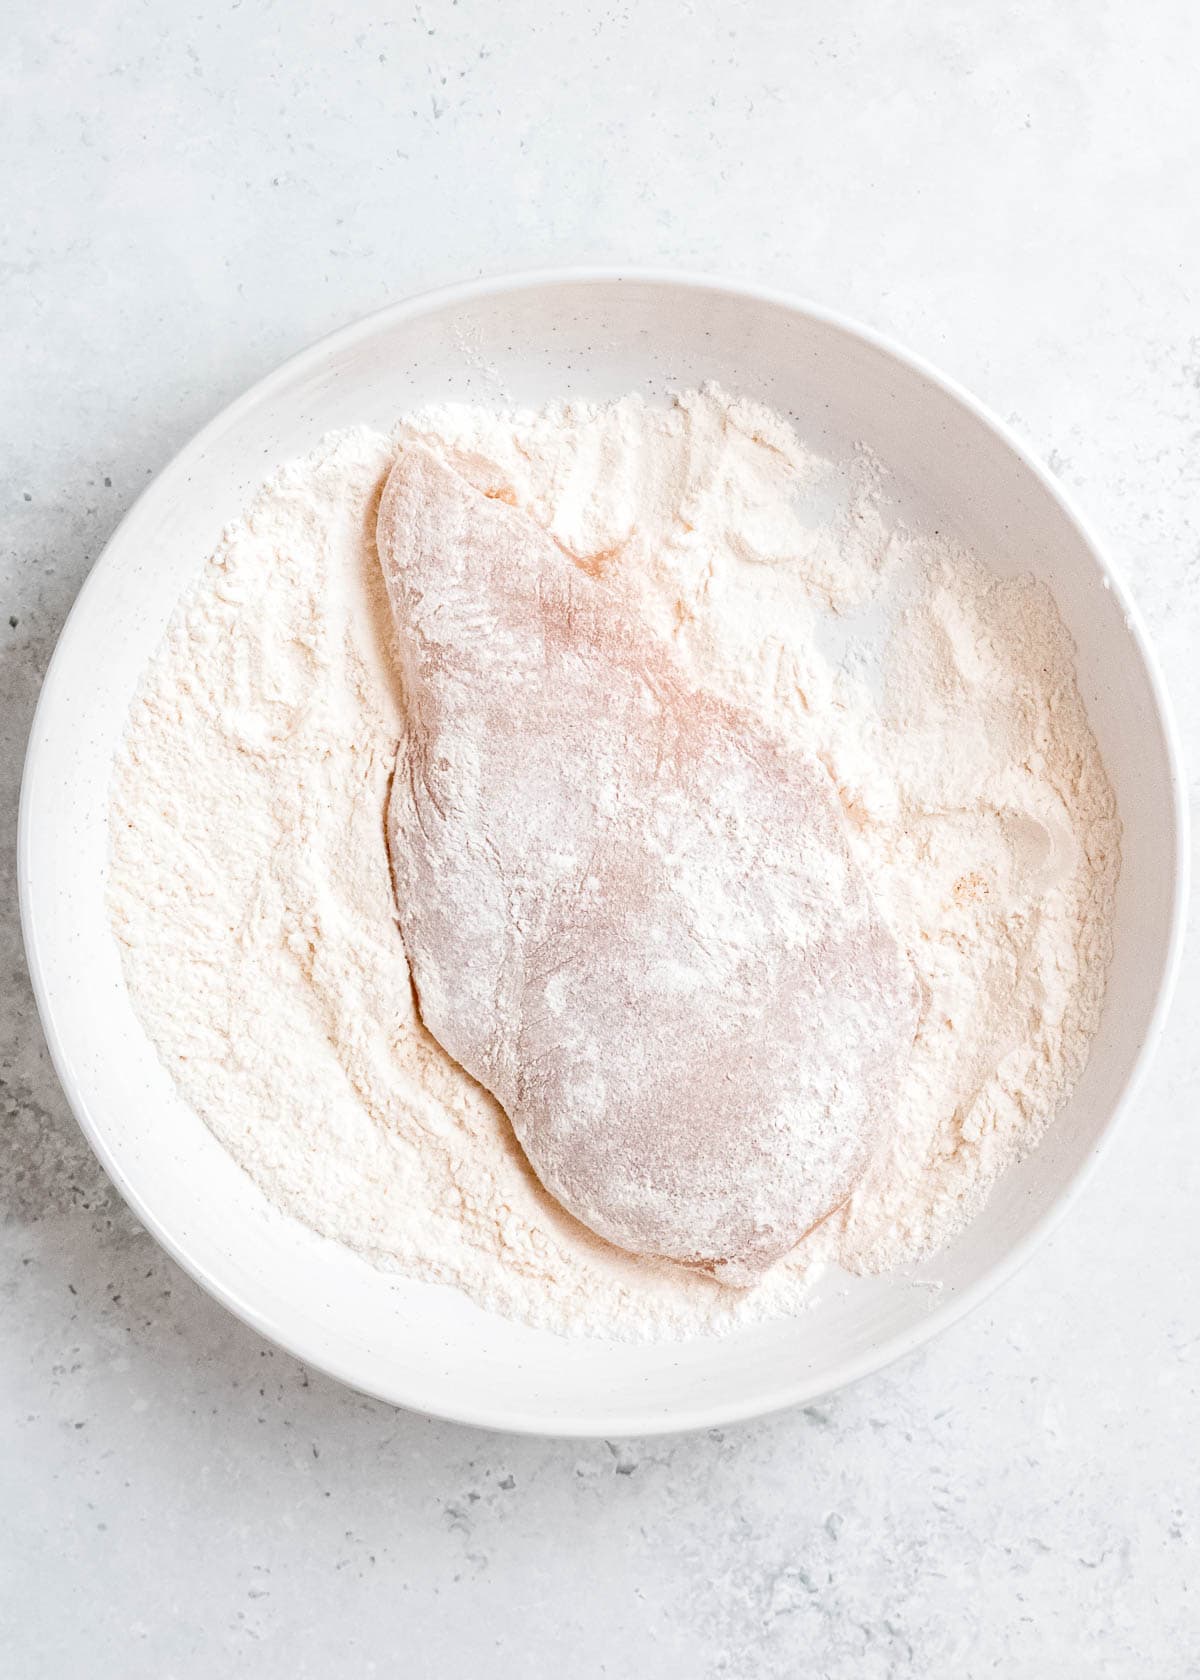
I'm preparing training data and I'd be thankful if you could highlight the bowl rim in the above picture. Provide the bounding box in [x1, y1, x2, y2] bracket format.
[18, 266, 1190, 1437]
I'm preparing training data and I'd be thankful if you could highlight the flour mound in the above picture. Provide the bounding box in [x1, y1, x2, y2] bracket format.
[108, 388, 1119, 1341]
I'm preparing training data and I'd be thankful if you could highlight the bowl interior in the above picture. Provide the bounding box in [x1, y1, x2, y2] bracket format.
[20, 276, 1183, 1433]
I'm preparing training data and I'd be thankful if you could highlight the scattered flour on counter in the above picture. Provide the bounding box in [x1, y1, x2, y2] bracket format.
[108, 387, 1120, 1340]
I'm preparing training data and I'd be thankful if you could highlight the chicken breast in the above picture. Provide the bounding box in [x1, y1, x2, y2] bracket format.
[377, 442, 919, 1283]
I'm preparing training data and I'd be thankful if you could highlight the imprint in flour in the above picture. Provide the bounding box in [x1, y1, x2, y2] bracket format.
[377, 442, 921, 1283]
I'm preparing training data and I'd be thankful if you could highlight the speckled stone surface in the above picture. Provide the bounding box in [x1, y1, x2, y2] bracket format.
[3, 2, 1198, 1673]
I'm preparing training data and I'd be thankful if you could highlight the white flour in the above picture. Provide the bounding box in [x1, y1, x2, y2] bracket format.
[108, 388, 1120, 1340]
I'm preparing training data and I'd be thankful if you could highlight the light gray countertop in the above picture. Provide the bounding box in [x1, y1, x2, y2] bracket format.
[3, 2, 1198, 1673]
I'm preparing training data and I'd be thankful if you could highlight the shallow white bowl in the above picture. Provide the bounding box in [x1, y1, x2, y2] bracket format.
[20, 271, 1187, 1435]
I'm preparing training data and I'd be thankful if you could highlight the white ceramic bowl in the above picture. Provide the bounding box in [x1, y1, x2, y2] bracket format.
[20, 272, 1187, 1436]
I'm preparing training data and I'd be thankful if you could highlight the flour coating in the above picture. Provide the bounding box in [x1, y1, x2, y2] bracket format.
[108, 388, 1120, 1339]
